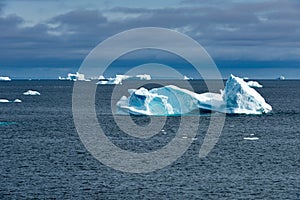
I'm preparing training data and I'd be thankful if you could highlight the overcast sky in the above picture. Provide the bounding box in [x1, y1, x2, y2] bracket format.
[0, 0, 299, 79]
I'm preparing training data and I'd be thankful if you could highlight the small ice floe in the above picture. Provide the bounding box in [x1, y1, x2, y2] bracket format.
[0, 99, 22, 103]
[98, 75, 106, 80]
[136, 74, 151, 80]
[23, 90, 41, 96]
[59, 72, 87, 81]
[97, 75, 130, 85]
[183, 75, 193, 80]
[13, 99, 22, 103]
[0, 76, 11, 81]
[97, 74, 152, 85]
[0, 99, 10, 103]
[244, 133, 259, 140]
[181, 136, 197, 140]
[247, 81, 263, 88]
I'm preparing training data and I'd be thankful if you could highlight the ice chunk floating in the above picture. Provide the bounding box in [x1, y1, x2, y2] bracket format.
[14, 99, 22, 103]
[0, 76, 11, 81]
[97, 74, 152, 85]
[0, 99, 22, 103]
[0, 99, 10, 103]
[117, 75, 272, 115]
[243, 137, 259, 140]
[247, 81, 263, 88]
[23, 90, 41, 96]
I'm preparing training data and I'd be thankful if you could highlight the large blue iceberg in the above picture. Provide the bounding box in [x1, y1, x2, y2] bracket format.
[117, 75, 272, 115]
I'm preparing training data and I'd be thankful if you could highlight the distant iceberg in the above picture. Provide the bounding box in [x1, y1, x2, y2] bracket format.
[243, 137, 259, 140]
[97, 75, 130, 85]
[0, 76, 11, 81]
[0, 99, 10, 103]
[277, 76, 285, 80]
[183, 75, 193, 80]
[247, 81, 263, 88]
[59, 72, 89, 81]
[97, 74, 151, 85]
[0, 99, 22, 103]
[14, 99, 22, 103]
[98, 75, 106, 80]
[136, 74, 151, 80]
[117, 75, 272, 115]
[23, 90, 41, 96]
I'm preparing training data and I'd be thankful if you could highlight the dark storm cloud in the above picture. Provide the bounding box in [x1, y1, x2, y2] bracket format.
[105, 1, 300, 61]
[0, 0, 299, 68]
[48, 9, 109, 45]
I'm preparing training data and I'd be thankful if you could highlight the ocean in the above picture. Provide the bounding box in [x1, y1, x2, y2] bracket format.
[0, 80, 299, 199]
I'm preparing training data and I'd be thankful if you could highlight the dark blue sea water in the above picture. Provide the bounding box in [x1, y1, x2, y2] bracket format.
[0, 80, 299, 199]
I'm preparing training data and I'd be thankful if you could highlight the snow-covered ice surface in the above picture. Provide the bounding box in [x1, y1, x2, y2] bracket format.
[117, 75, 272, 115]
[23, 90, 41, 96]
[247, 81, 263, 88]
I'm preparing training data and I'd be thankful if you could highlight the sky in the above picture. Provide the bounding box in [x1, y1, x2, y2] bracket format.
[0, 0, 299, 79]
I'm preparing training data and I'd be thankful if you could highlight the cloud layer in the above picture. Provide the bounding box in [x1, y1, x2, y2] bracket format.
[0, 0, 299, 78]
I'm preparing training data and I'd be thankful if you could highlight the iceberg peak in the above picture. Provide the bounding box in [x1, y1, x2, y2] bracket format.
[223, 75, 271, 114]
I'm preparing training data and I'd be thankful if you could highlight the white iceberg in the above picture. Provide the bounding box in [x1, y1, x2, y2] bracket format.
[246, 81, 263, 88]
[23, 90, 41, 96]
[136, 74, 151, 80]
[97, 75, 130, 85]
[97, 74, 151, 85]
[59, 72, 89, 81]
[0, 99, 22, 103]
[0, 76, 11, 81]
[117, 74, 272, 115]
[221, 75, 272, 114]
[0, 99, 10, 103]
[113, 75, 131, 84]
[277, 76, 285, 80]
[13, 99, 22, 103]
[243, 137, 259, 140]
[98, 75, 106, 80]
[183, 75, 193, 80]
